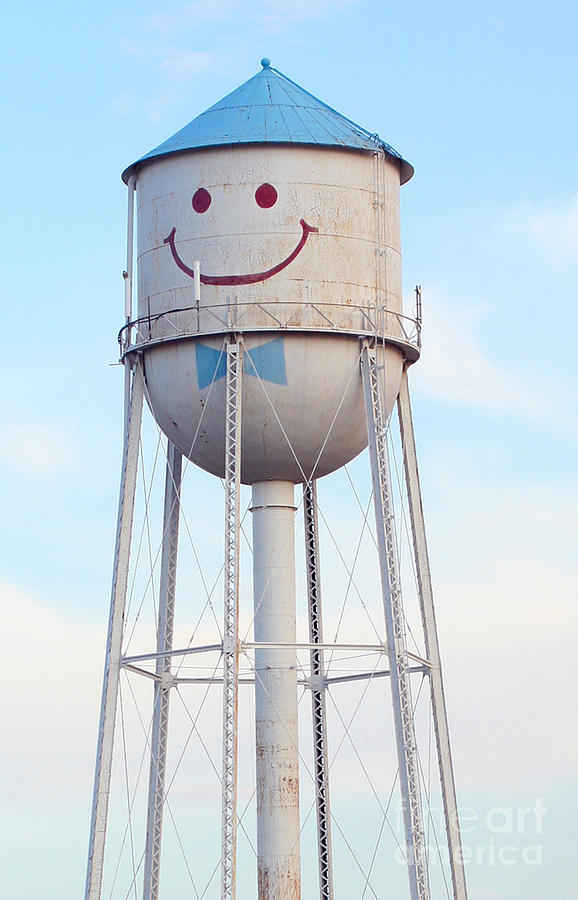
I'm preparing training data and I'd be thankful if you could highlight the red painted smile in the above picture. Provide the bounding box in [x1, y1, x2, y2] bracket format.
[163, 218, 318, 286]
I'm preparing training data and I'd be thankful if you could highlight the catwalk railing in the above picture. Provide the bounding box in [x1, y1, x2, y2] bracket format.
[118, 300, 421, 361]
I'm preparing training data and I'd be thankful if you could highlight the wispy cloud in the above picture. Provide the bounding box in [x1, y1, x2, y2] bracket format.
[410, 193, 578, 430]
[139, 0, 356, 35]
[141, 0, 235, 33]
[0, 578, 102, 800]
[111, 91, 136, 116]
[500, 194, 578, 269]
[253, 0, 357, 31]
[0, 422, 74, 474]
[429, 480, 578, 647]
[115, 38, 216, 119]
[410, 475, 577, 790]
[411, 289, 540, 415]
[120, 0, 359, 95]
[159, 50, 214, 82]
[119, 38, 215, 78]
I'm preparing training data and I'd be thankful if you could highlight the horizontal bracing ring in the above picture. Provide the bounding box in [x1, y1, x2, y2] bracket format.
[120, 641, 432, 669]
[122, 661, 428, 686]
[121, 641, 432, 666]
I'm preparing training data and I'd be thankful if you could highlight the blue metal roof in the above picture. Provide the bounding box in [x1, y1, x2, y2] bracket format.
[122, 60, 413, 183]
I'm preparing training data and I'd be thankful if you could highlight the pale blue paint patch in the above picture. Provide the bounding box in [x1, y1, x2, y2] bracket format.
[195, 338, 287, 389]
[196, 343, 227, 390]
[244, 337, 287, 385]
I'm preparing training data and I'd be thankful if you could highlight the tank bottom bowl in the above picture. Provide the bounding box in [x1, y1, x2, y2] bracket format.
[142, 332, 402, 484]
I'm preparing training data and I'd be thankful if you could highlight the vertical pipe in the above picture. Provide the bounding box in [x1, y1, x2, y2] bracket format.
[221, 340, 243, 900]
[143, 442, 183, 900]
[193, 260, 201, 306]
[397, 369, 468, 900]
[85, 360, 145, 900]
[251, 480, 301, 900]
[414, 286, 422, 350]
[124, 175, 136, 323]
[122, 176, 137, 435]
[361, 342, 429, 900]
[303, 481, 334, 900]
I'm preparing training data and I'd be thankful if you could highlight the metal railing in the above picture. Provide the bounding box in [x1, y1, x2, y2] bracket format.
[119, 299, 422, 360]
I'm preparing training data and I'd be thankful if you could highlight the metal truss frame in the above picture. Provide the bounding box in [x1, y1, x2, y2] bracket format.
[142, 442, 183, 900]
[85, 358, 145, 900]
[361, 340, 430, 900]
[86, 331, 466, 900]
[221, 338, 243, 900]
[303, 481, 334, 900]
[397, 369, 468, 900]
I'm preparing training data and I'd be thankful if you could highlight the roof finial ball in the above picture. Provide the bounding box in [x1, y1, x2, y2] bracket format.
[261, 57, 271, 68]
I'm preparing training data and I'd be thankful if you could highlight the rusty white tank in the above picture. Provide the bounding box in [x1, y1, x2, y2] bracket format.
[123, 62, 414, 485]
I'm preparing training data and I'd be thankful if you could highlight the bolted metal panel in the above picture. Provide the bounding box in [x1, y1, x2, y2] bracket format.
[143, 442, 183, 900]
[85, 361, 145, 900]
[397, 370, 468, 900]
[361, 342, 429, 900]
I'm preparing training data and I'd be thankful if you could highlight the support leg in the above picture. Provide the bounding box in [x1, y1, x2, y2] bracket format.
[303, 481, 334, 900]
[221, 339, 243, 900]
[252, 480, 301, 900]
[397, 369, 468, 900]
[361, 341, 429, 900]
[85, 359, 145, 900]
[142, 442, 183, 900]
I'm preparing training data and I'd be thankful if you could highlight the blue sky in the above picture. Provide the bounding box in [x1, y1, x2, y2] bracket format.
[1, 1, 576, 898]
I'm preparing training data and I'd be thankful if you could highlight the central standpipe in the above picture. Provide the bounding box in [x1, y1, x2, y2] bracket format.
[251, 481, 301, 899]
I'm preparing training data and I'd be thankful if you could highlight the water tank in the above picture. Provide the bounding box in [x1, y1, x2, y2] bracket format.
[122, 61, 416, 484]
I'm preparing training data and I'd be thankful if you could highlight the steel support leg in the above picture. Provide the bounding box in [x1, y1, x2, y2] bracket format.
[360, 342, 429, 900]
[221, 339, 243, 900]
[303, 481, 334, 900]
[397, 369, 468, 900]
[142, 442, 183, 900]
[85, 359, 145, 900]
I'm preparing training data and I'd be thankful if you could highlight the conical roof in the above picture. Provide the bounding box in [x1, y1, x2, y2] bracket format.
[122, 60, 413, 183]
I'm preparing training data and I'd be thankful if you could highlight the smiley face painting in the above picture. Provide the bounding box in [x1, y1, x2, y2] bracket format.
[136, 144, 403, 321]
[164, 182, 318, 286]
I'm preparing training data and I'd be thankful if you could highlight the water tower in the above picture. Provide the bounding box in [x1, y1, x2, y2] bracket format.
[85, 61, 468, 900]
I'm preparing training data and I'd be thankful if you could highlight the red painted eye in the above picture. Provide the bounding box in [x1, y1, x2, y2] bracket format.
[192, 188, 211, 213]
[255, 183, 278, 209]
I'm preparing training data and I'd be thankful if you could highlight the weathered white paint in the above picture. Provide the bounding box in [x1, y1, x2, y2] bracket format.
[251, 481, 300, 900]
[143, 334, 401, 483]
[136, 145, 402, 318]
[135, 144, 405, 483]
